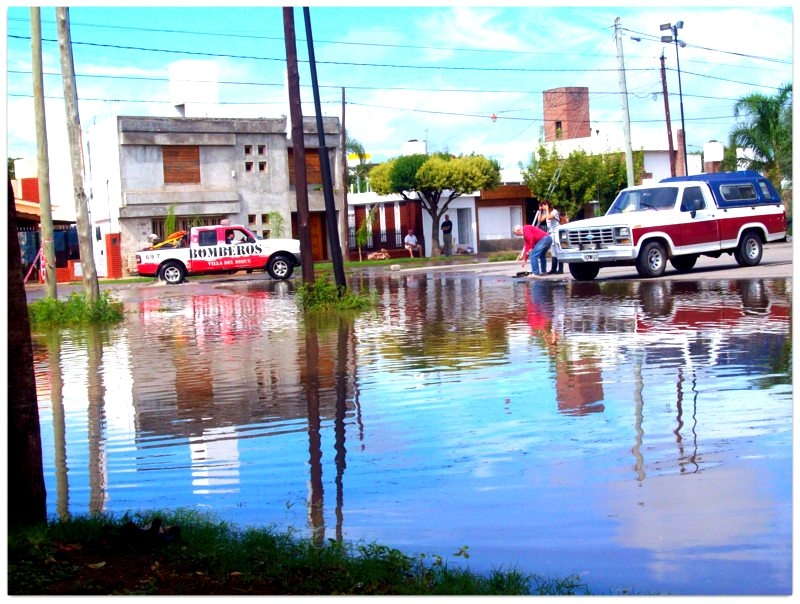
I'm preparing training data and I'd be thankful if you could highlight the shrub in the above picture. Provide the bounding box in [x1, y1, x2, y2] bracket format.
[296, 278, 374, 312]
[28, 291, 124, 328]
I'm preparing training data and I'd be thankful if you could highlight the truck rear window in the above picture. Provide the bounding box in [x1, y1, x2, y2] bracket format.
[198, 231, 218, 246]
[719, 183, 757, 202]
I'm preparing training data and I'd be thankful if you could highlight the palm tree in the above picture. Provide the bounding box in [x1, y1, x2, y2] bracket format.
[345, 136, 369, 193]
[729, 83, 792, 187]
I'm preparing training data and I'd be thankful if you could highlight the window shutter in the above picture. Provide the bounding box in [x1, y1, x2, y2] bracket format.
[163, 146, 200, 184]
[287, 148, 323, 185]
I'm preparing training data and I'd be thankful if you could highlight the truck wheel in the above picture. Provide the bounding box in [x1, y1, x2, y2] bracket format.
[670, 254, 698, 273]
[266, 254, 294, 280]
[159, 261, 186, 285]
[636, 241, 666, 278]
[734, 231, 763, 266]
[568, 262, 600, 281]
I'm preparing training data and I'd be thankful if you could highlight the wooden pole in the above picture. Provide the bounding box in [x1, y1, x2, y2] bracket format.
[283, 6, 314, 283]
[303, 7, 346, 291]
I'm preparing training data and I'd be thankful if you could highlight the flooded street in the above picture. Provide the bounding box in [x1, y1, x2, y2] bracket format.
[31, 273, 792, 595]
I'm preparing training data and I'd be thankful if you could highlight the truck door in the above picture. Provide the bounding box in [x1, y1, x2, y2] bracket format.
[225, 227, 261, 270]
[675, 185, 720, 250]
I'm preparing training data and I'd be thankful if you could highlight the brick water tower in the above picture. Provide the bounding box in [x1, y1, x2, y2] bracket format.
[543, 87, 591, 142]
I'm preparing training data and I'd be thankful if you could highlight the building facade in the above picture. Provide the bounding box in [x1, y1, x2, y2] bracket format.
[86, 115, 345, 277]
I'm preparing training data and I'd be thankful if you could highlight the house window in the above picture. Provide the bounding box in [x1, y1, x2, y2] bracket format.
[248, 214, 256, 225]
[257, 144, 266, 155]
[244, 144, 253, 155]
[163, 145, 200, 184]
[245, 161, 254, 173]
[258, 161, 267, 173]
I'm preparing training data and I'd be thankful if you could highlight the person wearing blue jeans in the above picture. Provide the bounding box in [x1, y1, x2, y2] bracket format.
[514, 224, 552, 277]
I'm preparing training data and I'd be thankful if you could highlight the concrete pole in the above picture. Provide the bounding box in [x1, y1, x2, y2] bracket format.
[615, 17, 635, 187]
[56, 7, 99, 302]
[30, 7, 57, 298]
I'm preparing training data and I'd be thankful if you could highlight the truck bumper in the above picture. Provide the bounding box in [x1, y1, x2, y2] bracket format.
[558, 247, 636, 263]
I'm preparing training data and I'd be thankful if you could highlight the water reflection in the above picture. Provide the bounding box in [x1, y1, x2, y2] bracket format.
[32, 276, 792, 595]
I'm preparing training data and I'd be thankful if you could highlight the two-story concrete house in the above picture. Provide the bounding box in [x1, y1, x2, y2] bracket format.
[86, 115, 345, 277]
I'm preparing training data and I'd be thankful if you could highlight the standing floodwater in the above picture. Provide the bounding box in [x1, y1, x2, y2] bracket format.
[32, 275, 792, 595]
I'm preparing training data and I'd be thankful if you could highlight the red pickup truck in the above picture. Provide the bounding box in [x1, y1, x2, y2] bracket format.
[555, 170, 787, 280]
[135, 224, 301, 285]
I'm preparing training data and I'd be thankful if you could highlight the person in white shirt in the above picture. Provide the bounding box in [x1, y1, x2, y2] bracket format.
[404, 229, 423, 257]
[543, 201, 563, 274]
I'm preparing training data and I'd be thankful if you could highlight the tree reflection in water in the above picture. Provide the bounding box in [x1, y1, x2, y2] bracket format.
[31, 275, 792, 595]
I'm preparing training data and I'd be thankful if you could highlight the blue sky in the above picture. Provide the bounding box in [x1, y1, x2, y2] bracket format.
[4, 2, 794, 186]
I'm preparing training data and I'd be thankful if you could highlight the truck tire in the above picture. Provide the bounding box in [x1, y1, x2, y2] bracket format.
[568, 262, 600, 281]
[159, 261, 186, 285]
[670, 254, 698, 273]
[733, 231, 763, 267]
[266, 254, 294, 280]
[636, 241, 667, 278]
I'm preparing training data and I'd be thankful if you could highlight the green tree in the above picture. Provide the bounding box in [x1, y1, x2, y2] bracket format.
[370, 153, 501, 256]
[522, 144, 643, 216]
[345, 136, 370, 193]
[729, 83, 792, 188]
[164, 204, 177, 237]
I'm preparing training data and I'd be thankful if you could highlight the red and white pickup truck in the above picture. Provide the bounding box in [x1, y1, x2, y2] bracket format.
[555, 170, 787, 281]
[135, 224, 301, 285]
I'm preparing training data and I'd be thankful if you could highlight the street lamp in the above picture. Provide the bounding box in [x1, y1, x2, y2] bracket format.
[660, 20, 688, 175]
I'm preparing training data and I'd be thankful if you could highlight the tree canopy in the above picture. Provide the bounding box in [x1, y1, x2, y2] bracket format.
[522, 144, 644, 217]
[728, 82, 792, 188]
[370, 153, 501, 256]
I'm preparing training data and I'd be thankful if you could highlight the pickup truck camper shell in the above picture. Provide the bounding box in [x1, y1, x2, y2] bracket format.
[660, 170, 782, 209]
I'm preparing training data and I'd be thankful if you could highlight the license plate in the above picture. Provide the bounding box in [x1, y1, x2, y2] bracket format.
[582, 253, 597, 262]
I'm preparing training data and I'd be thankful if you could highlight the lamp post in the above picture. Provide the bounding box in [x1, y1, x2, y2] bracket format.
[660, 20, 688, 176]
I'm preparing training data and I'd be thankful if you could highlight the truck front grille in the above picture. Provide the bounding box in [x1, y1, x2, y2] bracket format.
[563, 227, 616, 249]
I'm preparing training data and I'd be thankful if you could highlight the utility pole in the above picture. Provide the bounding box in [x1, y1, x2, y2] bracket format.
[303, 7, 346, 291]
[340, 87, 349, 260]
[283, 7, 315, 283]
[660, 51, 676, 177]
[30, 7, 57, 298]
[56, 7, 99, 302]
[615, 17, 635, 187]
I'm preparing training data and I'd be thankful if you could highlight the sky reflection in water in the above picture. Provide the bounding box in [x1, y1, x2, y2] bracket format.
[32, 275, 792, 595]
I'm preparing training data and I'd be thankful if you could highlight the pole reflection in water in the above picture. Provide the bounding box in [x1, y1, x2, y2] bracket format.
[31, 276, 792, 596]
[42, 331, 69, 520]
[304, 325, 324, 545]
[86, 326, 107, 514]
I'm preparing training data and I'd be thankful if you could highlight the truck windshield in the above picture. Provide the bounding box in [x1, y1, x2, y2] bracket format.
[607, 187, 679, 215]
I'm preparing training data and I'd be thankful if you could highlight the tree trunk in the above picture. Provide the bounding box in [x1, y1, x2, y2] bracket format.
[7, 178, 47, 527]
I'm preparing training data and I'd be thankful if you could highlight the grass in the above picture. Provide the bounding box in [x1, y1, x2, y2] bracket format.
[7, 510, 592, 595]
[27, 291, 125, 328]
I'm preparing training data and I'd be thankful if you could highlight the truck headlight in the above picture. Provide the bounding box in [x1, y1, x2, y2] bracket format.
[614, 226, 631, 245]
[559, 230, 569, 247]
